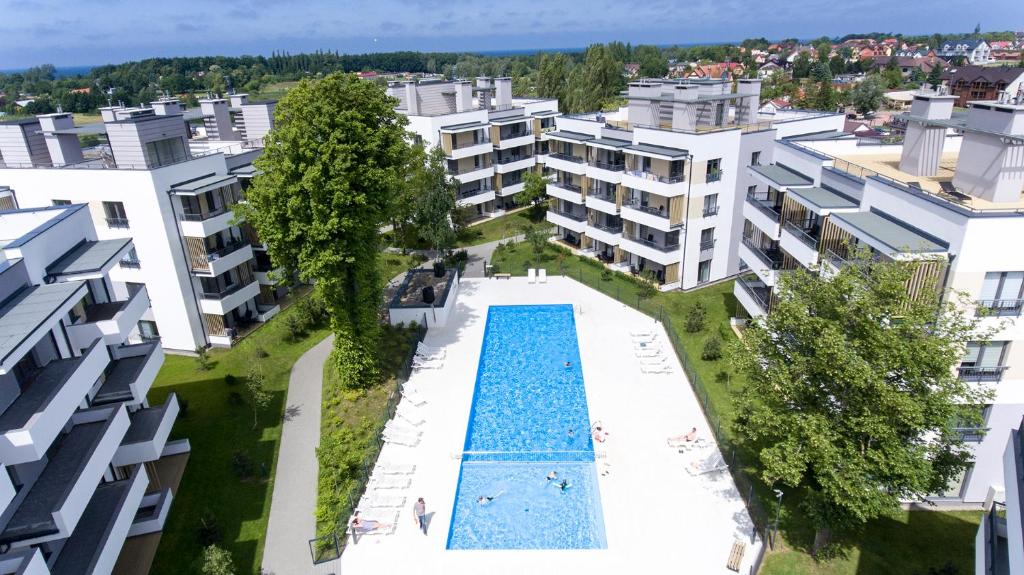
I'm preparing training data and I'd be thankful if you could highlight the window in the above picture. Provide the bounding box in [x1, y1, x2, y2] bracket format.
[960, 341, 1008, 381]
[747, 185, 757, 197]
[52, 199, 71, 206]
[144, 137, 188, 168]
[137, 320, 160, 342]
[702, 194, 719, 216]
[126, 282, 145, 296]
[697, 260, 712, 283]
[979, 271, 1024, 316]
[706, 158, 722, 182]
[120, 248, 141, 269]
[751, 151, 761, 166]
[103, 201, 129, 228]
[700, 227, 715, 250]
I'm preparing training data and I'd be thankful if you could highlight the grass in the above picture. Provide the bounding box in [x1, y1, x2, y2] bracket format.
[254, 81, 299, 101]
[148, 296, 331, 575]
[72, 112, 102, 125]
[454, 206, 547, 247]
[491, 242, 982, 574]
[379, 252, 420, 282]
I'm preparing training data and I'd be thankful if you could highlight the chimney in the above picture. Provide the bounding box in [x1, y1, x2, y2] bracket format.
[151, 99, 183, 116]
[898, 90, 957, 176]
[735, 79, 762, 125]
[627, 82, 663, 127]
[229, 93, 249, 107]
[454, 81, 473, 112]
[99, 105, 124, 123]
[476, 77, 493, 110]
[404, 82, 420, 115]
[952, 98, 1024, 202]
[37, 112, 84, 166]
[240, 101, 277, 140]
[0, 118, 52, 167]
[199, 97, 240, 141]
[671, 85, 701, 131]
[495, 77, 512, 108]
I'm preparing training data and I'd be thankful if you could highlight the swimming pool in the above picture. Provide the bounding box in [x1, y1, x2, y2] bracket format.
[446, 305, 607, 550]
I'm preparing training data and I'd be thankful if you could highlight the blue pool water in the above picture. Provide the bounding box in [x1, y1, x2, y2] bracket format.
[446, 305, 607, 550]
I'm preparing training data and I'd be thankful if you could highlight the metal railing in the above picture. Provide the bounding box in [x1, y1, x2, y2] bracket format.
[588, 221, 623, 234]
[700, 239, 716, 251]
[452, 137, 490, 150]
[551, 209, 587, 222]
[623, 198, 672, 219]
[957, 365, 1008, 382]
[548, 152, 585, 163]
[449, 163, 492, 175]
[495, 155, 529, 164]
[179, 204, 232, 222]
[206, 239, 250, 261]
[105, 217, 130, 229]
[976, 299, 1024, 317]
[550, 181, 582, 193]
[624, 169, 685, 184]
[745, 192, 782, 222]
[458, 187, 493, 200]
[783, 222, 820, 250]
[587, 189, 618, 203]
[703, 205, 720, 217]
[589, 160, 625, 171]
[119, 259, 141, 269]
[623, 235, 680, 253]
[741, 236, 784, 270]
[200, 280, 253, 300]
[736, 274, 772, 312]
[706, 169, 723, 183]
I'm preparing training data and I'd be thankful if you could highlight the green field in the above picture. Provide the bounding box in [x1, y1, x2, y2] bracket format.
[454, 206, 548, 247]
[254, 81, 299, 101]
[491, 242, 982, 575]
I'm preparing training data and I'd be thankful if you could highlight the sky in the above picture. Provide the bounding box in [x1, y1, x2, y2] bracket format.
[1, 0, 1023, 69]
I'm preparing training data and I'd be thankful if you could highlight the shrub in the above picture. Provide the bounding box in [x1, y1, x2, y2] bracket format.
[198, 510, 221, 546]
[231, 451, 255, 479]
[600, 269, 613, 282]
[283, 312, 305, 341]
[685, 301, 707, 333]
[702, 335, 723, 361]
[637, 270, 658, 299]
[524, 225, 548, 254]
[195, 346, 212, 370]
[411, 252, 429, 265]
[224, 374, 238, 386]
[200, 544, 235, 575]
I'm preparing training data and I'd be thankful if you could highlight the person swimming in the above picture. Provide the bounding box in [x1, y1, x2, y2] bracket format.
[546, 471, 557, 481]
[558, 479, 571, 492]
[564, 361, 572, 368]
[477, 491, 505, 505]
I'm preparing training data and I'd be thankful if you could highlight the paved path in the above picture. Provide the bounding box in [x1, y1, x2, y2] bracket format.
[462, 235, 523, 278]
[262, 334, 335, 575]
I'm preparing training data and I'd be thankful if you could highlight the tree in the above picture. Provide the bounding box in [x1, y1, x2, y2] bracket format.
[684, 301, 706, 333]
[537, 52, 572, 105]
[245, 362, 270, 430]
[849, 75, 886, 116]
[200, 545, 235, 575]
[807, 62, 837, 111]
[243, 73, 409, 389]
[637, 270, 659, 299]
[926, 64, 944, 88]
[793, 52, 813, 79]
[412, 145, 458, 255]
[730, 254, 992, 557]
[634, 45, 667, 78]
[524, 224, 548, 254]
[515, 171, 549, 221]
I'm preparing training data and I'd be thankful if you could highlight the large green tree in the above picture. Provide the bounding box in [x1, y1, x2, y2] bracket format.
[514, 171, 550, 221]
[731, 255, 992, 556]
[849, 75, 886, 115]
[413, 145, 459, 255]
[244, 73, 409, 388]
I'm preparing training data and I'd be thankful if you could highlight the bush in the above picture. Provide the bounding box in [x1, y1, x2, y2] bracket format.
[195, 346, 212, 370]
[283, 312, 306, 341]
[200, 544, 235, 575]
[198, 510, 221, 546]
[600, 269, 613, 282]
[637, 270, 659, 300]
[224, 374, 238, 386]
[685, 301, 707, 333]
[702, 335, 723, 361]
[231, 451, 255, 479]
[411, 252, 429, 265]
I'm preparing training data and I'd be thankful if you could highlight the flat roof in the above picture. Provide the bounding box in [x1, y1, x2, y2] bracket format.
[624, 143, 689, 160]
[230, 164, 260, 177]
[787, 186, 859, 211]
[51, 468, 139, 575]
[831, 211, 947, 255]
[0, 204, 83, 249]
[546, 130, 593, 143]
[750, 164, 814, 187]
[0, 350, 90, 431]
[170, 173, 236, 195]
[439, 121, 488, 133]
[532, 110, 561, 117]
[0, 282, 86, 368]
[489, 116, 530, 126]
[122, 400, 171, 444]
[588, 137, 631, 150]
[46, 239, 131, 278]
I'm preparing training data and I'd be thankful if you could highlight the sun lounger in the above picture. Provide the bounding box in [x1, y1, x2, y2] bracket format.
[396, 408, 425, 427]
[400, 390, 427, 407]
[641, 364, 674, 374]
[417, 342, 446, 357]
[527, 268, 537, 284]
[412, 360, 443, 370]
[374, 464, 416, 475]
[686, 453, 728, 476]
[416, 350, 445, 361]
[726, 539, 746, 572]
[384, 421, 422, 437]
[632, 334, 659, 343]
[368, 476, 412, 489]
[538, 269, 547, 283]
[634, 348, 662, 358]
[630, 329, 657, 337]
[413, 355, 444, 366]
[383, 431, 421, 447]
[638, 355, 668, 365]
[359, 494, 406, 509]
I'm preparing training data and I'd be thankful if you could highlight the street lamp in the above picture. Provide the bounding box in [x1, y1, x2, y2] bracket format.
[772, 488, 784, 549]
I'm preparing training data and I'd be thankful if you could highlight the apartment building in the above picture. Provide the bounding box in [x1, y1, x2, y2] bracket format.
[976, 416, 1023, 575]
[387, 77, 560, 217]
[0, 97, 287, 352]
[544, 78, 843, 290]
[733, 88, 1024, 505]
[0, 204, 186, 574]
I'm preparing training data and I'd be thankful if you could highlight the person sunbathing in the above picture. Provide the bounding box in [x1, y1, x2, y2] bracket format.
[591, 424, 609, 443]
[351, 512, 392, 534]
[667, 427, 699, 445]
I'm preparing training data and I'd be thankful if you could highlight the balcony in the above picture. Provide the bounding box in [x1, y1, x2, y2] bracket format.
[192, 241, 254, 277]
[179, 207, 238, 238]
[977, 299, 1024, 318]
[494, 156, 535, 174]
[585, 191, 619, 214]
[621, 170, 686, 197]
[0, 405, 130, 547]
[494, 131, 534, 150]
[734, 275, 771, 318]
[0, 341, 108, 465]
[497, 181, 525, 197]
[447, 139, 492, 161]
[586, 221, 622, 246]
[199, 279, 260, 316]
[780, 222, 821, 269]
[67, 287, 150, 348]
[586, 161, 626, 184]
[700, 239, 716, 259]
[50, 463, 148, 575]
[977, 502, 1010, 575]
[128, 488, 174, 537]
[703, 205, 720, 217]
[114, 393, 180, 466]
[546, 181, 583, 204]
[93, 342, 164, 406]
[547, 209, 587, 234]
[105, 217, 130, 229]
[621, 198, 681, 233]
[456, 187, 495, 207]
[618, 235, 681, 266]
[958, 366, 1009, 382]
[451, 165, 494, 184]
[739, 237, 784, 286]
[545, 153, 587, 175]
[743, 193, 783, 238]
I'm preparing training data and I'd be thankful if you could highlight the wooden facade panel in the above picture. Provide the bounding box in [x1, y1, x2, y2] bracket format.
[203, 313, 226, 336]
[615, 184, 624, 209]
[664, 262, 680, 283]
[185, 236, 210, 271]
[817, 217, 850, 258]
[669, 197, 685, 226]
[905, 259, 948, 302]
[0, 196, 15, 211]
[780, 194, 807, 227]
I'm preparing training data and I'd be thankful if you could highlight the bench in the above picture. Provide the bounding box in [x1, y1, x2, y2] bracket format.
[726, 539, 746, 572]
[493, 273, 511, 280]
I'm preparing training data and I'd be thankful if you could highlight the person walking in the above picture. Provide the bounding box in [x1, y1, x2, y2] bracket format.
[413, 497, 427, 535]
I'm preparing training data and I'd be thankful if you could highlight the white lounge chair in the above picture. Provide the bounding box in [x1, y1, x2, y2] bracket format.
[359, 494, 406, 509]
[383, 431, 421, 447]
[630, 329, 657, 337]
[368, 475, 412, 489]
[527, 268, 537, 283]
[639, 355, 668, 365]
[396, 409, 425, 427]
[416, 342, 445, 358]
[641, 364, 674, 375]
[412, 358, 444, 370]
[632, 334, 659, 344]
[373, 464, 416, 475]
[400, 390, 427, 407]
[538, 269, 547, 283]
[686, 453, 728, 476]
[384, 421, 422, 437]
[634, 348, 663, 358]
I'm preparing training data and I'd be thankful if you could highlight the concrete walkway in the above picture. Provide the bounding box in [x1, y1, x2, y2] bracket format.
[462, 236, 523, 278]
[262, 334, 335, 575]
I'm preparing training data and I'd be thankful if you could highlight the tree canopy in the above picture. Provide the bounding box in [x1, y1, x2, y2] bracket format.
[412, 145, 459, 254]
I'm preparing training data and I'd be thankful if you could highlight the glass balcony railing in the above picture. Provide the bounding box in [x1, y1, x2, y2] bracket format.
[783, 221, 821, 250]
[551, 181, 582, 193]
[741, 236, 784, 269]
[548, 152, 585, 163]
[623, 235, 680, 253]
[746, 191, 782, 222]
[736, 274, 771, 312]
[589, 160, 625, 171]
[624, 198, 670, 219]
[625, 170, 684, 184]
[552, 209, 587, 222]
[588, 221, 623, 234]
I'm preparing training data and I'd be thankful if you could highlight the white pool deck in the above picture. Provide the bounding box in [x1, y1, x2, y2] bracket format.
[336, 277, 760, 574]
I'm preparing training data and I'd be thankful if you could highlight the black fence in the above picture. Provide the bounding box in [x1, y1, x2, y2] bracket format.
[309, 313, 429, 565]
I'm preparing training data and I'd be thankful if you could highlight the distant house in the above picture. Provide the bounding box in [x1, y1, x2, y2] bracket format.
[759, 98, 792, 114]
[14, 98, 35, 108]
[356, 71, 379, 79]
[938, 38, 991, 64]
[623, 63, 640, 78]
[844, 119, 884, 137]
[757, 62, 783, 78]
[941, 65, 1024, 106]
[883, 90, 917, 110]
[68, 87, 91, 95]
[870, 56, 947, 77]
[685, 62, 744, 80]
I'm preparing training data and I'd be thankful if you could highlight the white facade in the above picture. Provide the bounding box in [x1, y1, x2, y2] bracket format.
[0, 102, 286, 351]
[389, 77, 559, 217]
[732, 89, 1024, 506]
[544, 78, 843, 291]
[0, 204, 186, 574]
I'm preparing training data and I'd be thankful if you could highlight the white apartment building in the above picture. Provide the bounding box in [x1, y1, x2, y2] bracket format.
[0, 96, 287, 352]
[976, 416, 1022, 575]
[544, 78, 843, 290]
[733, 88, 1024, 506]
[387, 77, 560, 216]
[0, 204, 186, 574]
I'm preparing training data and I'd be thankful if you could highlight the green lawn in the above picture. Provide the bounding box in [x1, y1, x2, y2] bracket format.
[148, 294, 331, 574]
[491, 242, 982, 574]
[254, 81, 300, 101]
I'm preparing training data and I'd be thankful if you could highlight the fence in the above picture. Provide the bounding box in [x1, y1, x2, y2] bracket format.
[309, 312, 429, 565]
[551, 257, 772, 573]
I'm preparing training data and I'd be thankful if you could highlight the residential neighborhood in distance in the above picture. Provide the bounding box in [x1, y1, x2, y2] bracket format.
[2, 8, 1024, 575]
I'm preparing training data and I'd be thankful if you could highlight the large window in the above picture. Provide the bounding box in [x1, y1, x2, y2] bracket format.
[697, 260, 711, 284]
[144, 137, 188, 168]
[103, 201, 129, 228]
[978, 271, 1024, 316]
[706, 158, 722, 182]
[750, 151, 761, 166]
[703, 194, 719, 216]
[700, 227, 715, 250]
[52, 199, 71, 206]
[960, 341, 1008, 381]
